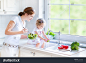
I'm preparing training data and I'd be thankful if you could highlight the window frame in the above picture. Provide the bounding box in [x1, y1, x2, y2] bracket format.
[44, 0, 86, 44]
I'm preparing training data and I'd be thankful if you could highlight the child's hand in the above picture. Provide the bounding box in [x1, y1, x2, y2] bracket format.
[47, 38, 50, 41]
[47, 39, 50, 42]
[47, 38, 50, 42]
[44, 39, 47, 42]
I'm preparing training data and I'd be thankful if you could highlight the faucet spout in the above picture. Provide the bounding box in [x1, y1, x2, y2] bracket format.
[58, 31, 60, 45]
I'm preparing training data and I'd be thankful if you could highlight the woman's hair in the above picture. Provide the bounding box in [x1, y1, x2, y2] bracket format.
[36, 18, 46, 26]
[18, 7, 35, 16]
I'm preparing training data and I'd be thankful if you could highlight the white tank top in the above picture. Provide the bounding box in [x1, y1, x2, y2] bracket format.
[4, 16, 26, 45]
[32, 27, 43, 38]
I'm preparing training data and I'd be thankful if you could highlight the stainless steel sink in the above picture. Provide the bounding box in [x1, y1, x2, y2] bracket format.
[43, 42, 57, 49]
[45, 44, 71, 52]
[45, 44, 60, 50]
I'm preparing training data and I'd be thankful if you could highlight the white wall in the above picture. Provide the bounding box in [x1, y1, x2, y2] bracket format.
[0, 15, 14, 38]
[0, 0, 43, 38]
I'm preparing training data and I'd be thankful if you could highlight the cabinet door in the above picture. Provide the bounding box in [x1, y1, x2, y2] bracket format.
[0, 0, 3, 11]
[4, 0, 20, 11]
[33, 51, 51, 57]
[20, 50, 33, 57]
[19, 48, 34, 57]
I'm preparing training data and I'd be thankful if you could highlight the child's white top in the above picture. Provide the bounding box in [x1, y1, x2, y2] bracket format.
[32, 27, 43, 37]
[27, 27, 44, 45]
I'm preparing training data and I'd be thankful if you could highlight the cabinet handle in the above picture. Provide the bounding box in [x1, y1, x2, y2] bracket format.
[4, 11, 7, 14]
[30, 52, 35, 56]
[3, 10, 5, 11]
[33, 52, 35, 56]
[30, 52, 33, 54]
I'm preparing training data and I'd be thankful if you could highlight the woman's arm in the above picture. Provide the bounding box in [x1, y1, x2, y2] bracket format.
[5, 20, 27, 35]
[20, 35, 27, 39]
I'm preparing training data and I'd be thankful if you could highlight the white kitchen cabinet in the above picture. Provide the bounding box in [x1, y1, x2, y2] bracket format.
[0, 0, 3, 11]
[0, 0, 20, 15]
[19, 47, 51, 57]
[4, 0, 20, 11]
[34, 51, 51, 57]
[0, 0, 4, 14]
[20, 50, 34, 57]
[19, 48, 34, 57]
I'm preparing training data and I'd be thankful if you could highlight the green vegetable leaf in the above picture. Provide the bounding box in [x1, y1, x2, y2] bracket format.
[71, 41, 79, 50]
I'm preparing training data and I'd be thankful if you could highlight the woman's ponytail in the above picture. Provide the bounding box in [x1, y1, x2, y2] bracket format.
[18, 12, 25, 16]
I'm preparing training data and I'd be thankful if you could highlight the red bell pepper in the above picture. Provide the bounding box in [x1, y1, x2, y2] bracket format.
[58, 45, 68, 49]
[61, 45, 68, 49]
[58, 47, 63, 49]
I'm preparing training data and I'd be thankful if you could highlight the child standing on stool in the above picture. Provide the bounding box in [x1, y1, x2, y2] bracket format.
[27, 18, 50, 48]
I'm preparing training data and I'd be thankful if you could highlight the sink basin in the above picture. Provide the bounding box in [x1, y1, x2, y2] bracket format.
[45, 42, 57, 47]
[45, 44, 60, 50]
[45, 44, 71, 52]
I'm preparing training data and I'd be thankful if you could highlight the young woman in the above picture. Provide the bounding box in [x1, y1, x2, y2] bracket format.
[1, 7, 35, 57]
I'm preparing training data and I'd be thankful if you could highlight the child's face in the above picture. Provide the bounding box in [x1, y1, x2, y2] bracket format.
[37, 24, 44, 29]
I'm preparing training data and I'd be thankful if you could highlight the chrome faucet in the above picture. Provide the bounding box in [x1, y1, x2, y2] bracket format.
[58, 31, 60, 45]
[48, 30, 52, 35]
[48, 30, 55, 39]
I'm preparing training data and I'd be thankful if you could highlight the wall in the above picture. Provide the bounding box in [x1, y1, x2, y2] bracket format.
[0, 0, 42, 38]
[0, 15, 14, 38]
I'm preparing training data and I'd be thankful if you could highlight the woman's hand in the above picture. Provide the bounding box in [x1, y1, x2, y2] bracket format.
[20, 28, 28, 34]
[21, 35, 28, 39]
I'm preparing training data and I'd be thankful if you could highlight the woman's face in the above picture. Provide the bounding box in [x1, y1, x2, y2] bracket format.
[26, 14, 35, 21]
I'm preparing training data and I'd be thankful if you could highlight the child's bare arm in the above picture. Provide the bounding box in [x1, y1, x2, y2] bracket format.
[35, 31, 44, 40]
[42, 30, 49, 39]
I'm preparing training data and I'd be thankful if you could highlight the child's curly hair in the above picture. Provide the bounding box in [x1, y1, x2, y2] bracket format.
[36, 18, 46, 26]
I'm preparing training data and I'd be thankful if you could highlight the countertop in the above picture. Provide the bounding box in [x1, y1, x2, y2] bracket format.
[0, 38, 86, 57]
[19, 43, 86, 57]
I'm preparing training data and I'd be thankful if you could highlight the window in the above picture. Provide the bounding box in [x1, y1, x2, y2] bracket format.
[45, 0, 86, 36]
[0, 1, 1, 9]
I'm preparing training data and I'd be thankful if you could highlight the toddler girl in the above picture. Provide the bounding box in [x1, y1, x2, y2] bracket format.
[27, 18, 50, 48]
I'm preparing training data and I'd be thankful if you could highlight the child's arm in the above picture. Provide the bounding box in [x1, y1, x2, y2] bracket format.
[42, 30, 49, 40]
[35, 31, 44, 40]
[35, 31, 47, 42]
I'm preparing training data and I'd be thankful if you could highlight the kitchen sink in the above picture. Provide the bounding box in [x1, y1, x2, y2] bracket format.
[45, 44, 86, 56]
[45, 44, 60, 50]
[44, 42, 57, 48]
[20, 42, 57, 49]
